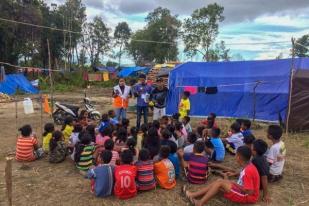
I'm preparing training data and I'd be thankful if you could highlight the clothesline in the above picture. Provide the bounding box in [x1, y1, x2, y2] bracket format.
[0, 62, 62, 72]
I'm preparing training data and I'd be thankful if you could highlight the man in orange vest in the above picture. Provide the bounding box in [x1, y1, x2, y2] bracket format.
[113, 78, 132, 121]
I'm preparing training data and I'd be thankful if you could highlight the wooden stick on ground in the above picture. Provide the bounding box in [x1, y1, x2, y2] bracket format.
[5, 157, 13, 206]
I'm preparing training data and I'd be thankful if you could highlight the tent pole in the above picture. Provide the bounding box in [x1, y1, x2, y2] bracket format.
[252, 81, 261, 122]
[47, 39, 54, 115]
[286, 38, 296, 135]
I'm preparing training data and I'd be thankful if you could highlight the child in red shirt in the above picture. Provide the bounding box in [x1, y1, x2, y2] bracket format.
[183, 146, 260, 206]
[114, 150, 137, 199]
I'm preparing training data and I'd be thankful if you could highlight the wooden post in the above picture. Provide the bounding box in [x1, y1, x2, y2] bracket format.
[286, 38, 296, 135]
[47, 39, 54, 115]
[15, 98, 18, 137]
[5, 157, 13, 206]
[40, 94, 43, 138]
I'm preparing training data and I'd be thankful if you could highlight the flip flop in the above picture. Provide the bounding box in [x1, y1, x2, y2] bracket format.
[182, 185, 195, 205]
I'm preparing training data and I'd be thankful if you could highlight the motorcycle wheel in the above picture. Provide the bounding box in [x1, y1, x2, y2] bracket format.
[52, 110, 66, 125]
[90, 113, 101, 121]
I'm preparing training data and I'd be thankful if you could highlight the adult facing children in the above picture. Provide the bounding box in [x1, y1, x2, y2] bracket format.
[133, 74, 152, 129]
[113, 78, 132, 121]
[149, 78, 168, 120]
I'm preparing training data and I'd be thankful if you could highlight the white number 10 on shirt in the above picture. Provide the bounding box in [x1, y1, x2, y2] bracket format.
[121, 176, 131, 188]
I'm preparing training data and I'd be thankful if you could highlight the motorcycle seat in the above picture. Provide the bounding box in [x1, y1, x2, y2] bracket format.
[61, 104, 80, 113]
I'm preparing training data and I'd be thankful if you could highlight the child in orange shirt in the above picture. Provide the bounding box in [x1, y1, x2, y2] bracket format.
[154, 146, 176, 189]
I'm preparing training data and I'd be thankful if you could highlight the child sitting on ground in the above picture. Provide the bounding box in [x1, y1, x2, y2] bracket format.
[79, 110, 90, 127]
[138, 124, 148, 150]
[244, 134, 256, 148]
[210, 128, 225, 162]
[104, 139, 119, 166]
[108, 109, 119, 126]
[266, 125, 286, 183]
[69, 123, 83, 148]
[204, 140, 215, 161]
[16, 125, 44, 161]
[49, 131, 67, 163]
[114, 127, 128, 152]
[96, 126, 112, 146]
[175, 122, 185, 148]
[86, 150, 115, 198]
[180, 141, 209, 184]
[196, 125, 206, 140]
[183, 146, 260, 205]
[201, 113, 218, 128]
[122, 138, 139, 163]
[178, 91, 191, 119]
[74, 133, 95, 172]
[161, 128, 177, 149]
[168, 141, 180, 178]
[98, 114, 111, 134]
[114, 150, 137, 199]
[252, 139, 270, 202]
[184, 132, 198, 154]
[121, 118, 130, 131]
[241, 119, 253, 137]
[182, 116, 192, 133]
[135, 148, 156, 191]
[154, 146, 176, 189]
[62, 116, 74, 144]
[222, 122, 244, 155]
[42, 123, 55, 152]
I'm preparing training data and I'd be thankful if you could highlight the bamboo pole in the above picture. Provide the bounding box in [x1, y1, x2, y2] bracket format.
[47, 39, 54, 115]
[15, 98, 18, 137]
[5, 157, 13, 206]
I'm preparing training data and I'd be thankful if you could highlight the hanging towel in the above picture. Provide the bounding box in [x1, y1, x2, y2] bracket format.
[184, 86, 198, 95]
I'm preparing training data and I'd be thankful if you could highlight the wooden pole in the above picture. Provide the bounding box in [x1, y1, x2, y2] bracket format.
[286, 37, 296, 135]
[15, 98, 18, 137]
[5, 157, 13, 206]
[40, 94, 43, 138]
[47, 39, 54, 115]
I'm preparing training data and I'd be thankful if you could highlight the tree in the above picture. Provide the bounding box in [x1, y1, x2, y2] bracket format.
[276, 52, 283, 59]
[84, 16, 111, 67]
[114, 22, 131, 67]
[128, 7, 181, 64]
[231, 53, 245, 61]
[183, 3, 224, 61]
[295, 35, 308, 57]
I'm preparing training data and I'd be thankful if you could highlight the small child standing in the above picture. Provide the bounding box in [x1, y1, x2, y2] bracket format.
[62, 116, 74, 144]
[74, 133, 95, 172]
[135, 148, 156, 191]
[104, 139, 119, 166]
[210, 128, 225, 162]
[154, 146, 176, 189]
[42, 123, 55, 152]
[178, 91, 191, 119]
[16, 125, 44, 161]
[49, 131, 67, 163]
[223, 122, 244, 155]
[86, 150, 115, 197]
[182, 116, 192, 133]
[266, 125, 286, 183]
[114, 150, 137, 199]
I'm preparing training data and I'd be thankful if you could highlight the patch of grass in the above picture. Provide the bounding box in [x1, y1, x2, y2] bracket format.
[303, 139, 309, 149]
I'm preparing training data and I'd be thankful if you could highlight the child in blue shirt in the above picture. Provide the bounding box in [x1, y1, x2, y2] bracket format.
[86, 150, 114, 197]
[241, 119, 253, 138]
[210, 128, 225, 162]
[168, 141, 180, 178]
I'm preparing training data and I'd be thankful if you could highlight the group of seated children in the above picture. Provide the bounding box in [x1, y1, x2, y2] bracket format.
[15, 110, 286, 205]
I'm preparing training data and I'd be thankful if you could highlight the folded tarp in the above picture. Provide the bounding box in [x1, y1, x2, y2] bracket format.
[0, 74, 39, 95]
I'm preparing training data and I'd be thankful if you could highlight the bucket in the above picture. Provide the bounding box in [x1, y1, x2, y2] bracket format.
[23, 98, 34, 114]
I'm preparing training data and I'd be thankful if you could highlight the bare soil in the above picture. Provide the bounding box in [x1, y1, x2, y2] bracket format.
[0, 87, 309, 206]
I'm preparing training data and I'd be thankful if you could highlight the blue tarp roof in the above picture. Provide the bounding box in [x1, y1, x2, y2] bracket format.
[118, 67, 150, 78]
[166, 58, 309, 122]
[96, 66, 117, 73]
[0, 74, 39, 95]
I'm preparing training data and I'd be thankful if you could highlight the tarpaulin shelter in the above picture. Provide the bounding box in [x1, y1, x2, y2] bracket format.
[0, 74, 39, 95]
[118, 67, 150, 78]
[166, 58, 309, 131]
[95, 66, 118, 79]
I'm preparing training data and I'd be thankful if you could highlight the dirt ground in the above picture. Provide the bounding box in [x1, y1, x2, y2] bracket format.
[0, 87, 309, 206]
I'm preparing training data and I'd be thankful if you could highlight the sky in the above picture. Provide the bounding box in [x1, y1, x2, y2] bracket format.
[46, 0, 309, 64]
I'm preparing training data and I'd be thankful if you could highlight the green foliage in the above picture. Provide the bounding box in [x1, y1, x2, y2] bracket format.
[114, 22, 132, 66]
[183, 3, 225, 61]
[295, 35, 308, 57]
[128, 7, 181, 65]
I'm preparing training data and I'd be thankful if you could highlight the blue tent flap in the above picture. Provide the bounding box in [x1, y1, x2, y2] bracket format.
[118, 67, 150, 78]
[167, 58, 309, 121]
[0, 74, 39, 95]
[96, 66, 117, 73]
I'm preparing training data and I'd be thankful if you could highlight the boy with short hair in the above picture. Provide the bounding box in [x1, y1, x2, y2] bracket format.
[244, 134, 256, 148]
[108, 110, 119, 126]
[86, 150, 114, 197]
[204, 140, 215, 161]
[168, 141, 180, 178]
[210, 128, 225, 162]
[114, 150, 137, 199]
[181, 141, 209, 184]
[183, 132, 197, 154]
[223, 122, 244, 155]
[154, 146, 176, 189]
[178, 91, 191, 119]
[183, 146, 260, 205]
[252, 139, 270, 202]
[241, 119, 253, 137]
[182, 116, 192, 133]
[266, 125, 286, 183]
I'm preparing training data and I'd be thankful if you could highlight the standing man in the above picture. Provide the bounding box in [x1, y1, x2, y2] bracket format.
[112, 78, 131, 121]
[133, 74, 152, 129]
[149, 78, 168, 120]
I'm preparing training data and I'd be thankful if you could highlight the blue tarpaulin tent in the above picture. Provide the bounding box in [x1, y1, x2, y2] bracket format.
[95, 66, 117, 73]
[167, 58, 309, 122]
[0, 74, 39, 95]
[118, 67, 150, 78]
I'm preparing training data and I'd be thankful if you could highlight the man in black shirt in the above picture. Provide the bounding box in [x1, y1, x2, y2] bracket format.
[149, 78, 168, 120]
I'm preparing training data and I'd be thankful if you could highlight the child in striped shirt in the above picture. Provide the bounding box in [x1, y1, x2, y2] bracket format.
[135, 148, 156, 191]
[75, 133, 95, 172]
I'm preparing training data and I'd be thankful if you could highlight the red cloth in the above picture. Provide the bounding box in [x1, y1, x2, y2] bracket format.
[184, 86, 198, 95]
[114, 165, 137, 199]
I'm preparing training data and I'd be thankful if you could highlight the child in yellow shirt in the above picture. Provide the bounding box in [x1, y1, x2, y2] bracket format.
[178, 91, 191, 119]
[42, 123, 55, 152]
[61, 116, 74, 144]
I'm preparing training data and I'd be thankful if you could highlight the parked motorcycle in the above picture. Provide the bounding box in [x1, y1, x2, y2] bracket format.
[52, 96, 101, 125]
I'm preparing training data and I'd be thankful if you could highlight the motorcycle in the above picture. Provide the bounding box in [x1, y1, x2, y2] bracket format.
[52, 96, 101, 125]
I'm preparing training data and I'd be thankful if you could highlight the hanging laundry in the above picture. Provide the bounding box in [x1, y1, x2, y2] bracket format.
[205, 87, 218, 94]
[184, 86, 198, 95]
